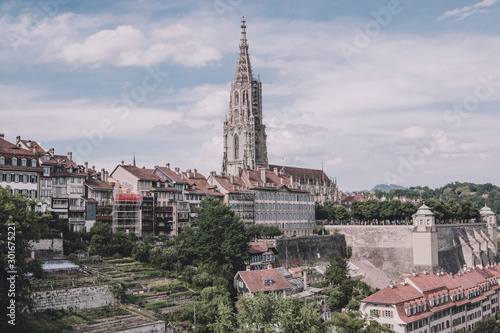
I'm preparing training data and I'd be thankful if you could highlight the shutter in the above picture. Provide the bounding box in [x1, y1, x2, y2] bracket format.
[391, 311, 393, 318]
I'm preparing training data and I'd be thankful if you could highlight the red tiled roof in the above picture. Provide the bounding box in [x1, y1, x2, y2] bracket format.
[156, 167, 187, 183]
[121, 165, 159, 181]
[248, 242, 275, 254]
[363, 283, 422, 304]
[85, 177, 114, 191]
[269, 164, 332, 185]
[238, 269, 292, 293]
[212, 174, 248, 192]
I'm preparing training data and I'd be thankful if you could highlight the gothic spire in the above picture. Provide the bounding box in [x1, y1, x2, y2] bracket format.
[235, 16, 253, 82]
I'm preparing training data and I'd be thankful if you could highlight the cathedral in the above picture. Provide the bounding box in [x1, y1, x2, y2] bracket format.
[222, 18, 340, 205]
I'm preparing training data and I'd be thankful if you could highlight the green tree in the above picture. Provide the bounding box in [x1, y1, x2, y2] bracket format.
[111, 229, 135, 257]
[238, 292, 276, 332]
[274, 297, 324, 332]
[362, 200, 380, 223]
[472, 316, 500, 332]
[0, 186, 43, 332]
[350, 201, 364, 222]
[211, 300, 237, 333]
[132, 240, 152, 262]
[326, 257, 349, 286]
[330, 311, 395, 333]
[88, 221, 113, 256]
[179, 197, 248, 280]
[335, 206, 350, 224]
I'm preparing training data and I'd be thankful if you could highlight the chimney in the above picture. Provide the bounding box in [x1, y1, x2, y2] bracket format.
[210, 171, 216, 177]
[101, 168, 105, 181]
[121, 160, 124, 166]
[32, 147, 37, 154]
[92, 165, 96, 171]
[194, 169, 197, 179]
[390, 281, 394, 289]
[166, 163, 170, 170]
[260, 167, 266, 183]
[175, 167, 180, 174]
[84, 162, 88, 173]
[49, 148, 55, 157]
[104, 170, 108, 182]
[0, 133, 4, 139]
[16, 135, 21, 144]
[273, 167, 278, 176]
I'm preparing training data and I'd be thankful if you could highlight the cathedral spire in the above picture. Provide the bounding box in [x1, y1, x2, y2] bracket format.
[235, 16, 253, 82]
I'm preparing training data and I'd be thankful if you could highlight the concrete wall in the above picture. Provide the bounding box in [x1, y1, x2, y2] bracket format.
[274, 234, 346, 268]
[30, 239, 63, 252]
[32, 285, 116, 312]
[327, 226, 415, 280]
[325, 224, 498, 280]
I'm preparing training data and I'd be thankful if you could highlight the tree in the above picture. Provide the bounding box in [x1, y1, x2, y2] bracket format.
[472, 316, 500, 333]
[180, 197, 248, 279]
[88, 221, 113, 256]
[335, 206, 350, 224]
[238, 292, 276, 332]
[132, 240, 152, 262]
[211, 300, 237, 333]
[350, 201, 364, 222]
[0, 186, 43, 332]
[330, 311, 395, 333]
[326, 257, 349, 286]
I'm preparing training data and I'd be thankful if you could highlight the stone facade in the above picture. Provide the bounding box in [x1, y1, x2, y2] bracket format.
[32, 285, 116, 312]
[223, 18, 268, 176]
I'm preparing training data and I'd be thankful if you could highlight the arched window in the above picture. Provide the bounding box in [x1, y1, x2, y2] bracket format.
[234, 135, 239, 160]
[234, 92, 239, 105]
[234, 110, 239, 123]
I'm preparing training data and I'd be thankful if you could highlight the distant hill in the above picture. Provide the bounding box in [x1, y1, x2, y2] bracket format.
[371, 184, 408, 192]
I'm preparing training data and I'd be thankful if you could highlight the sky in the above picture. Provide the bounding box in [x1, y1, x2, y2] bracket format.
[1, 0, 499, 191]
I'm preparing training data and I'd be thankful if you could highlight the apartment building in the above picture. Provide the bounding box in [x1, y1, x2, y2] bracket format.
[0, 134, 42, 202]
[360, 266, 500, 333]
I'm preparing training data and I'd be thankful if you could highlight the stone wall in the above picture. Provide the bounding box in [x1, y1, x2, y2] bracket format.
[32, 285, 116, 312]
[274, 234, 346, 268]
[326, 225, 415, 280]
[325, 224, 498, 280]
[30, 238, 63, 252]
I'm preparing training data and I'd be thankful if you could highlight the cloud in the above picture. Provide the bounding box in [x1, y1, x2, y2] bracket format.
[436, 0, 498, 21]
[401, 127, 427, 141]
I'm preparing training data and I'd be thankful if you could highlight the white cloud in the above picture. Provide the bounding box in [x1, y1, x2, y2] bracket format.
[401, 127, 427, 141]
[436, 0, 498, 21]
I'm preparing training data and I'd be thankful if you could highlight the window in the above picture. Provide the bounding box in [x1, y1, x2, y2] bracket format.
[0, 157, 4, 165]
[31, 159, 36, 167]
[42, 154, 50, 161]
[21, 159, 26, 166]
[11, 158, 17, 166]
[43, 167, 50, 176]
[234, 135, 239, 159]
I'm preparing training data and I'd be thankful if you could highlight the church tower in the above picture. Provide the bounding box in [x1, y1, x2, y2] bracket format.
[222, 17, 268, 176]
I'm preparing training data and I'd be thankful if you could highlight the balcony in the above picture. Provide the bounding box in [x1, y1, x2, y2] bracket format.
[69, 218, 85, 223]
[52, 204, 68, 209]
[70, 205, 85, 212]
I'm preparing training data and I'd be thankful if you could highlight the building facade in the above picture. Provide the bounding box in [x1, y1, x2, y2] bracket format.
[222, 18, 268, 176]
[360, 266, 500, 333]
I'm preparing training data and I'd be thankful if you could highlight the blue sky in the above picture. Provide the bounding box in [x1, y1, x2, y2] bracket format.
[1, 0, 499, 191]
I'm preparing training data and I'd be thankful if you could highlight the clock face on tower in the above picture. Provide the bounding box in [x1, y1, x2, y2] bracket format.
[223, 18, 268, 176]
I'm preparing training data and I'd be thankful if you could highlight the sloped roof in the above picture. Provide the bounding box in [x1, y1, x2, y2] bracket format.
[85, 177, 114, 191]
[238, 269, 292, 293]
[121, 165, 159, 181]
[269, 164, 332, 185]
[248, 241, 275, 254]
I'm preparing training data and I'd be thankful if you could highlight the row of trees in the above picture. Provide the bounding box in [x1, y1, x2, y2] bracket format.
[317, 198, 482, 224]
[373, 182, 500, 214]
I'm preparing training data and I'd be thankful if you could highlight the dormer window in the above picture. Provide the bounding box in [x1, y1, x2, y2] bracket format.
[21, 158, 27, 167]
[31, 159, 36, 167]
[42, 154, 50, 161]
[11, 157, 17, 166]
[0, 157, 4, 165]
